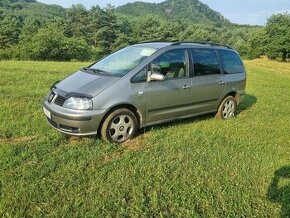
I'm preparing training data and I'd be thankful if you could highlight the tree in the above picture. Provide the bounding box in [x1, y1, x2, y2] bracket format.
[66, 4, 90, 41]
[18, 18, 40, 49]
[179, 24, 220, 42]
[24, 23, 91, 61]
[89, 5, 119, 56]
[266, 13, 290, 61]
[132, 16, 176, 42]
[247, 29, 267, 59]
[0, 15, 21, 49]
[64, 37, 92, 61]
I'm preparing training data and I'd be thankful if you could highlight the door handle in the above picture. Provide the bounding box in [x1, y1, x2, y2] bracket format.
[182, 85, 192, 90]
[219, 80, 226, 85]
[137, 91, 144, 96]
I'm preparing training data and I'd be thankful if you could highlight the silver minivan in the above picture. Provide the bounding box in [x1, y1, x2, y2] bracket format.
[43, 42, 246, 143]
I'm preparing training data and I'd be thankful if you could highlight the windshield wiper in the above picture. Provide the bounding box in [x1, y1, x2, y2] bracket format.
[85, 68, 111, 76]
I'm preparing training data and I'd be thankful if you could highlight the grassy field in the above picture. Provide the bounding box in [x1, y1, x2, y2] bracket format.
[0, 59, 289, 217]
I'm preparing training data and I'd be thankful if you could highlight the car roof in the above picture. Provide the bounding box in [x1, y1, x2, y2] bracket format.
[133, 42, 233, 50]
[133, 42, 173, 49]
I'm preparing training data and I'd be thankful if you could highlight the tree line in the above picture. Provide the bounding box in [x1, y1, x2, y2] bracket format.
[0, 2, 289, 61]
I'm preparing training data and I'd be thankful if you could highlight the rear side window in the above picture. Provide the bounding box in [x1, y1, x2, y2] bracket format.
[219, 50, 244, 74]
[191, 49, 221, 76]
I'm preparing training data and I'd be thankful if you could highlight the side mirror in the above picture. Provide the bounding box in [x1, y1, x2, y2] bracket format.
[148, 72, 165, 82]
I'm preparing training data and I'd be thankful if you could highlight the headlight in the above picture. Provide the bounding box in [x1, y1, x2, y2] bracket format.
[63, 97, 93, 110]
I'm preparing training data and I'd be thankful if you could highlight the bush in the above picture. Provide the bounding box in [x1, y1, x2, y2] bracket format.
[64, 37, 92, 61]
[0, 46, 21, 60]
[19, 23, 93, 61]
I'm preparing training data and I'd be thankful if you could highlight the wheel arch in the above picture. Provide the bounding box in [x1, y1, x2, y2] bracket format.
[98, 103, 143, 134]
[226, 91, 238, 99]
[217, 91, 238, 109]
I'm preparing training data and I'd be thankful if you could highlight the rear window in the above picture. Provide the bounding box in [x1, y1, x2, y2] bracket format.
[219, 50, 244, 74]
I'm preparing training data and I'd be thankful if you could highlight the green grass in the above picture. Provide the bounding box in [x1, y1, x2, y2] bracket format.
[0, 60, 290, 217]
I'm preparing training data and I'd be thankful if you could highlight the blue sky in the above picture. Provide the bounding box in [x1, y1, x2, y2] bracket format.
[38, 0, 290, 25]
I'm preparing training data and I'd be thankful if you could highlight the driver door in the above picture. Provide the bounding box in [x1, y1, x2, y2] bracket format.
[145, 49, 193, 124]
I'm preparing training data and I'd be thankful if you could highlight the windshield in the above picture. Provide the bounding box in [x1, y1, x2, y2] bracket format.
[89, 46, 157, 76]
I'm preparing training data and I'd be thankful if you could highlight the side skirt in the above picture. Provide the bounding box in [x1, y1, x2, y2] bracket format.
[141, 110, 217, 129]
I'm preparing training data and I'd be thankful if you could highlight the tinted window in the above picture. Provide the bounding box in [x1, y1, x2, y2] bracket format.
[151, 49, 188, 79]
[219, 50, 244, 74]
[191, 49, 221, 76]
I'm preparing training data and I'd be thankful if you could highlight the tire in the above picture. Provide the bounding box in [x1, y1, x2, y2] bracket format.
[216, 96, 237, 120]
[101, 108, 138, 143]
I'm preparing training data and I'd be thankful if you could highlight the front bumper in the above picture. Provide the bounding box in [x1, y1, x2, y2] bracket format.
[43, 101, 106, 136]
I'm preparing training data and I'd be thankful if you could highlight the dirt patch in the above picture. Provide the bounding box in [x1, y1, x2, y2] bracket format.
[103, 132, 152, 164]
[64, 135, 84, 143]
[122, 132, 151, 151]
[102, 151, 124, 164]
[0, 135, 39, 145]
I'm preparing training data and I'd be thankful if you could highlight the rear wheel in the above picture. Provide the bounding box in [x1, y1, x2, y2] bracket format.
[101, 108, 138, 143]
[216, 96, 237, 119]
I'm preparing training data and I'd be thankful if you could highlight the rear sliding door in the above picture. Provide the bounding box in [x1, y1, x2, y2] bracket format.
[189, 48, 225, 113]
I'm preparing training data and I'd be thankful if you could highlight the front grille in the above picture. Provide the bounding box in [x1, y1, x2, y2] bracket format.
[54, 95, 66, 106]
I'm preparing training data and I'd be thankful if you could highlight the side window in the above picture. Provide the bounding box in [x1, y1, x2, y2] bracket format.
[219, 50, 244, 74]
[131, 67, 147, 83]
[191, 49, 221, 76]
[151, 49, 188, 79]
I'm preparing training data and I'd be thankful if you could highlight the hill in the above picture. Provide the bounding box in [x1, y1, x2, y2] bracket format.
[0, 0, 65, 22]
[0, 0, 230, 26]
[116, 0, 230, 25]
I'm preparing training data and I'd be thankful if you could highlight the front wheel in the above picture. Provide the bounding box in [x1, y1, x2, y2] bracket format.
[100, 108, 138, 143]
[216, 96, 237, 119]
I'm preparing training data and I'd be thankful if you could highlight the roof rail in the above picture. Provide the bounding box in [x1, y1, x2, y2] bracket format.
[138, 40, 163, 44]
[170, 41, 233, 49]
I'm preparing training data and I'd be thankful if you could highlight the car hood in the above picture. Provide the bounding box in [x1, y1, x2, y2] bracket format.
[55, 70, 120, 97]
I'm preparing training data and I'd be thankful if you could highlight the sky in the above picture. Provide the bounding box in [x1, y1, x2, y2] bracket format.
[38, 0, 290, 25]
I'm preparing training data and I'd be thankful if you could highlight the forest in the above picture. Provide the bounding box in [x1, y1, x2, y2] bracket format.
[0, 0, 289, 61]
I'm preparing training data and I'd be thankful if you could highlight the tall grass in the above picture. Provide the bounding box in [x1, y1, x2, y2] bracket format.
[0, 60, 289, 217]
